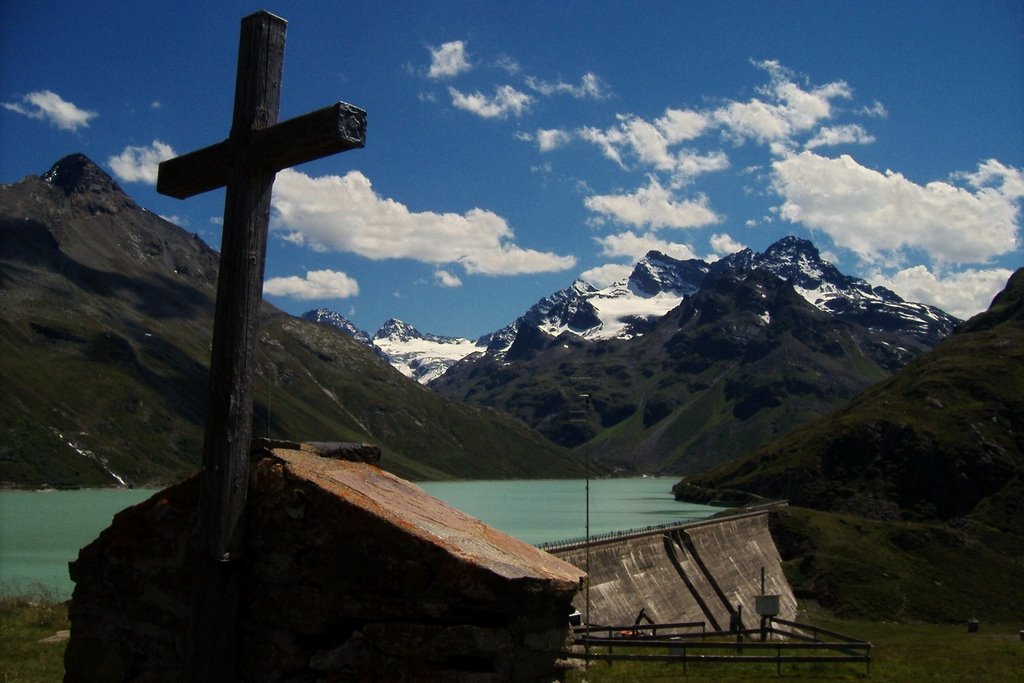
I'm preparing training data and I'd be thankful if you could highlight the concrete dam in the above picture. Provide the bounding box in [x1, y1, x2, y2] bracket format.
[549, 508, 797, 629]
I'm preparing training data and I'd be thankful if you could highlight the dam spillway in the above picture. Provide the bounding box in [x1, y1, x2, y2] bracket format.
[548, 508, 797, 628]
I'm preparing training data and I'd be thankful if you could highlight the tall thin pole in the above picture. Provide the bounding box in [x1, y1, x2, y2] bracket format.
[570, 383, 593, 668]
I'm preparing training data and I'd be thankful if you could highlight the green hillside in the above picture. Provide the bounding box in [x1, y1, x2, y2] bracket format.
[0, 154, 585, 488]
[675, 269, 1024, 621]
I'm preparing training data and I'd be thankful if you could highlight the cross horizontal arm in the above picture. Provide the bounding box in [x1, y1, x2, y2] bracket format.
[157, 101, 366, 199]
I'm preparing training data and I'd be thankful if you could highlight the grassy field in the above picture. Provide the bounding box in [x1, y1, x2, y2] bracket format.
[3, 597, 1020, 681]
[0, 593, 69, 682]
[566, 610, 1023, 682]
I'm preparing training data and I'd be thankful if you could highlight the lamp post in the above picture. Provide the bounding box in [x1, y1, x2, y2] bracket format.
[569, 379, 593, 665]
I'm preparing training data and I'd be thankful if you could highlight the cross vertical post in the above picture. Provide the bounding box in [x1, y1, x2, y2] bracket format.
[157, 10, 365, 679]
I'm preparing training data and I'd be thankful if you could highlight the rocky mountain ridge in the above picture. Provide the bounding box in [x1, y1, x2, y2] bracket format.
[308, 236, 959, 383]
[432, 262, 952, 475]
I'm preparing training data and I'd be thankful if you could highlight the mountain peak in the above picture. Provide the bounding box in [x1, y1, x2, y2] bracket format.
[376, 318, 423, 342]
[42, 153, 135, 215]
[630, 250, 708, 296]
[301, 308, 374, 346]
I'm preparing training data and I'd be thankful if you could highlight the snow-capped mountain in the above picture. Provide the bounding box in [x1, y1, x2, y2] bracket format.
[301, 308, 375, 346]
[304, 236, 960, 384]
[372, 319, 485, 384]
[713, 236, 958, 343]
[495, 235, 958, 349]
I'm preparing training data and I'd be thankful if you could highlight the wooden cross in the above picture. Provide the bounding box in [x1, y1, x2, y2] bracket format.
[157, 10, 365, 678]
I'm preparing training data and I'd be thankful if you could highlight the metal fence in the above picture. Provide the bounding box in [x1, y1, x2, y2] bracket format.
[567, 617, 871, 676]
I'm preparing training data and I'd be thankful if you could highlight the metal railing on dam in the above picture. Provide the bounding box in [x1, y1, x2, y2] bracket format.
[536, 500, 787, 553]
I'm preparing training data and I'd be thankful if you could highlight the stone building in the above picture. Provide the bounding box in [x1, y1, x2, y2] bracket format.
[64, 442, 584, 681]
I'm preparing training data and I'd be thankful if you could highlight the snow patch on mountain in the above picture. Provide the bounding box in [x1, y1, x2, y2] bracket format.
[373, 319, 486, 384]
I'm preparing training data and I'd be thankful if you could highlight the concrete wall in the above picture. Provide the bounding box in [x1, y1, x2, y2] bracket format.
[552, 510, 796, 629]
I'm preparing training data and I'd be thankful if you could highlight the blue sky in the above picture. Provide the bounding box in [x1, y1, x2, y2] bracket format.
[2, 1, 1022, 338]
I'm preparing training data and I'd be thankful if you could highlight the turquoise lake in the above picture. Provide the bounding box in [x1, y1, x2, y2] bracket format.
[0, 477, 720, 599]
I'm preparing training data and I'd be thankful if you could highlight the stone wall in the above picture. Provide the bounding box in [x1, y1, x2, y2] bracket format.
[65, 443, 584, 681]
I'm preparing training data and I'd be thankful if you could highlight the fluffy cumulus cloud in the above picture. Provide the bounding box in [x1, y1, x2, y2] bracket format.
[772, 152, 1022, 265]
[868, 265, 1015, 321]
[713, 60, 851, 147]
[708, 233, 747, 257]
[580, 262, 634, 288]
[578, 108, 720, 184]
[535, 128, 572, 152]
[427, 40, 472, 79]
[584, 177, 721, 230]
[263, 269, 359, 301]
[2, 90, 97, 131]
[594, 230, 699, 261]
[805, 123, 875, 149]
[107, 140, 177, 185]
[448, 85, 532, 119]
[271, 168, 576, 276]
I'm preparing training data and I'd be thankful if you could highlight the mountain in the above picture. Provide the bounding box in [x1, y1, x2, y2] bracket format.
[339, 237, 958, 385]
[0, 154, 586, 488]
[674, 267, 1024, 523]
[426, 237, 959, 475]
[434, 264, 946, 475]
[672, 269, 1024, 622]
[300, 308, 375, 347]
[372, 319, 485, 384]
[714, 236, 957, 346]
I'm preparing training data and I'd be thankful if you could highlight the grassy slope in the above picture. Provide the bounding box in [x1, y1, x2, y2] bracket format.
[0, 161, 585, 487]
[675, 269, 1024, 622]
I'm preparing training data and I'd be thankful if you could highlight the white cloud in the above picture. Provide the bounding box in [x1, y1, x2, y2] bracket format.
[448, 84, 532, 119]
[713, 60, 851, 147]
[580, 263, 634, 288]
[868, 265, 1014, 320]
[271, 168, 576, 276]
[595, 230, 699, 261]
[434, 269, 462, 287]
[657, 108, 712, 143]
[955, 158, 1024, 200]
[673, 149, 731, 184]
[2, 90, 97, 131]
[585, 177, 721, 230]
[578, 109, 724, 185]
[525, 71, 608, 99]
[772, 152, 1022, 265]
[536, 128, 572, 152]
[805, 123, 875, 149]
[108, 140, 177, 185]
[263, 269, 360, 300]
[858, 100, 888, 118]
[708, 233, 747, 257]
[427, 40, 472, 79]
[495, 54, 520, 75]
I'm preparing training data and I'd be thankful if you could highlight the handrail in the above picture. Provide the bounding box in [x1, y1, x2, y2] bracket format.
[537, 501, 788, 552]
